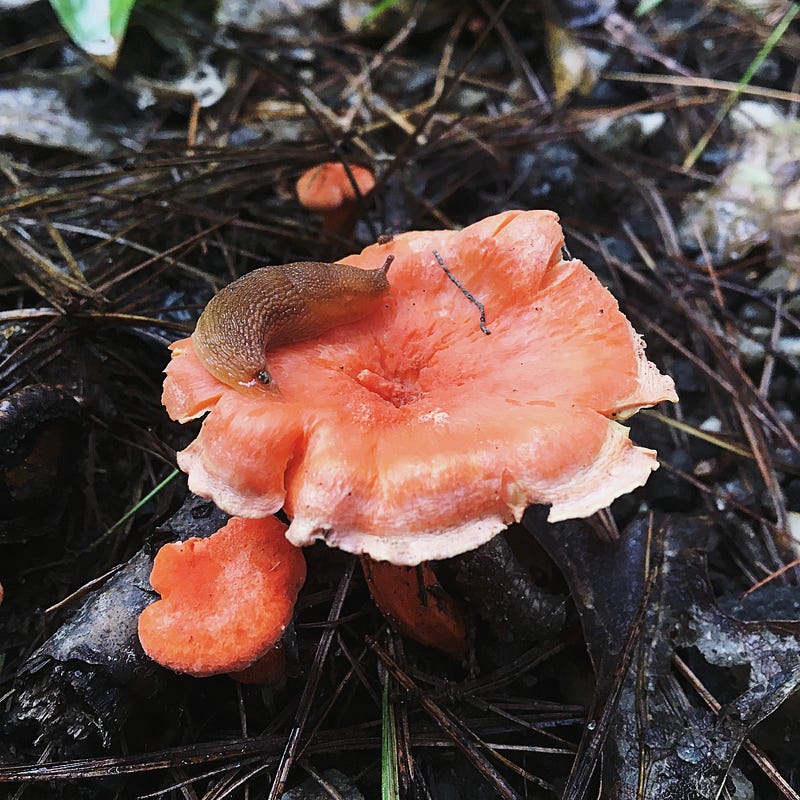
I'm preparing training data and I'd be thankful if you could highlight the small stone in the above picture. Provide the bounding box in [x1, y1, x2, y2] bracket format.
[729, 100, 786, 135]
[738, 301, 772, 326]
[700, 416, 722, 433]
[758, 265, 794, 292]
[515, 143, 579, 200]
[789, 511, 800, 546]
[584, 111, 665, 153]
[737, 334, 765, 365]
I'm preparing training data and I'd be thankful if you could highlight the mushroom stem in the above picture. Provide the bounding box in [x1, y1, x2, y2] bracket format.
[361, 556, 471, 657]
[321, 203, 357, 236]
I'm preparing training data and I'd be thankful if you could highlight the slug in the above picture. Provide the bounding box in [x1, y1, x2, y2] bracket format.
[192, 256, 393, 394]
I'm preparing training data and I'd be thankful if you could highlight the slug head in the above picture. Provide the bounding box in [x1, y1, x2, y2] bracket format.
[284, 255, 392, 334]
[191, 267, 280, 396]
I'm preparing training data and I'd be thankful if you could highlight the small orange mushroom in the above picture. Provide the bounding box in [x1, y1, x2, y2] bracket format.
[295, 162, 376, 235]
[159, 209, 677, 654]
[138, 516, 305, 678]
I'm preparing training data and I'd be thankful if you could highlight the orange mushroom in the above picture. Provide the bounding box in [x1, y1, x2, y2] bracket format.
[159, 210, 677, 653]
[138, 515, 305, 678]
[164, 209, 676, 563]
[295, 162, 376, 235]
[362, 558, 470, 656]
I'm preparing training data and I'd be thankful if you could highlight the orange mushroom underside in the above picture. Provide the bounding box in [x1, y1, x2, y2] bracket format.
[163, 210, 677, 566]
[362, 557, 470, 656]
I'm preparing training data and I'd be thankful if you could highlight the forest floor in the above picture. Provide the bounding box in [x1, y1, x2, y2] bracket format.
[1, 1, 800, 798]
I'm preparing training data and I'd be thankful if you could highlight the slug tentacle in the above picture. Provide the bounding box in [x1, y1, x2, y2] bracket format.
[192, 257, 392, 394]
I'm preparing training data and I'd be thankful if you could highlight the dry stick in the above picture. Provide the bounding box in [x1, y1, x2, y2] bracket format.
[342, 0, 427, 100]
[299, 759, 348, 800]
[267, 560, 356, 800]
[461, 640, 570, 696]
[94, 218, 233, 294]
[464, 694, 576, 750]
[0, 31, 66, 62]
[10, 743, 55, 800]
[0, 728, 371, 783]
[0, 308, 188, 334]
[432, 249, 490, 335]
[746, 555, 800, 596]
[656, 320, 789, 555]
[759, 293, 782, 398]
[0, 224, 101, 302]
[145, 9, 378, 239]
[429, 11, 469, 110]
[41, 211, 86, 284]
[733, 395, 790, 553]
[603, 71, 800, 106]
[685, 229, 789, 545]
[207, 762, 273, 800]
[476, 0, 550, 107]
[598, 223, 798, 568]
[0, 315, 61, 377]
[377, 0, 515, 187]
[294, 639, 370, 756]
[138, 762, 259, 799]
[574, 225, 800, 456]
[366, 636, 521, 800]
[602, 13, 695, 78]
[656, 459, 782, 530]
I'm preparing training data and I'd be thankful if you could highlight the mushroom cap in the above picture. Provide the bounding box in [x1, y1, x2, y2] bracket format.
[163, 210, 678, 566]
[138, 516, 306, 677]
[295, 162, 376, 211]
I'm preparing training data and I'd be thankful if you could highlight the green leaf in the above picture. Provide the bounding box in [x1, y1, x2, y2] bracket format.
[634, 0, 663, 15]
[49, 0, 137, 67]
[362, 0, 402, 27]
[84, 469, 180, 552]
[381, 673, 400, 800]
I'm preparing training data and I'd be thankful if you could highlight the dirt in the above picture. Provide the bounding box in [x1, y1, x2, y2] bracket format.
[1, 1, 800, 798]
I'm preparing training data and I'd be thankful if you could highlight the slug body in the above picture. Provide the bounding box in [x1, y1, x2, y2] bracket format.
[192, 258, 392, 394]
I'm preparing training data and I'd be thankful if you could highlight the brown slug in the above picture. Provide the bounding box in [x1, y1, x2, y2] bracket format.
[192, 256, 393, 394]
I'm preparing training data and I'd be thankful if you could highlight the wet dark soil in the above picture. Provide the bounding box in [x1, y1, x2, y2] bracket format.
[2, 1, 800, 798]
